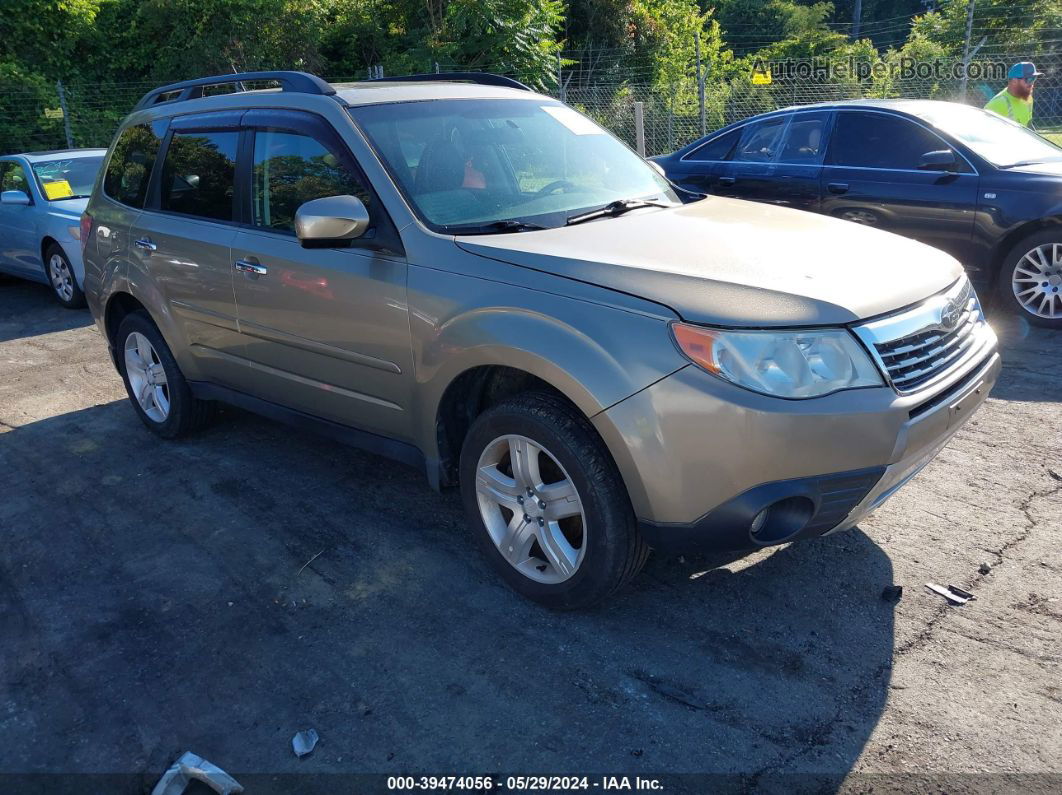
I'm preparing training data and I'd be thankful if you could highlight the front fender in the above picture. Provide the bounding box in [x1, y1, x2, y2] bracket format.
[408, 263, 687, 465]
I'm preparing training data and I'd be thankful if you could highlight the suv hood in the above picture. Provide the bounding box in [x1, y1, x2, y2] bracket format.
[457, 197, 963, 326]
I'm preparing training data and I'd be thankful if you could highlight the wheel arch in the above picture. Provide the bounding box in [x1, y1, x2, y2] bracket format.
[992, 215, 1062, 273]
[103, 290, 152, 349]
[40, 236, 62, 267]
[433, 364, 586, 488]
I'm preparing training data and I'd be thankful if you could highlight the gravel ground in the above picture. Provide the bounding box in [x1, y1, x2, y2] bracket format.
[0, 275, 1059, 793]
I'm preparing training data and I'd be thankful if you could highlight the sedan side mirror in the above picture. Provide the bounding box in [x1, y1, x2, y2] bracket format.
[0, 190, 31, 206]
[295, 195, 370, 246]
[917, 150, 958, 171]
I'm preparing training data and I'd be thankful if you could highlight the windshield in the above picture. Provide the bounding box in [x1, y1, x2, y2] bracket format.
[31, 156, 104, 200]
[348, 99, 678, 232]
[916, 104, 1062, 168]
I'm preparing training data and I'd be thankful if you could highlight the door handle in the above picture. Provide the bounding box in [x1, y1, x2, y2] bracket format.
[133, 237, 156, 252]
[827, 182, 849, 194]
[234, 259, 267, 275]
[718, 176, 736, 186]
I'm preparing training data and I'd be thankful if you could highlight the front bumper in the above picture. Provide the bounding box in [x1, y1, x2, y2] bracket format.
[594, 348, 1001, 553]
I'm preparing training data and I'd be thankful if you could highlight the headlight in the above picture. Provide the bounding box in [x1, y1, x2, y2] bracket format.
[672, 323, 883, 398]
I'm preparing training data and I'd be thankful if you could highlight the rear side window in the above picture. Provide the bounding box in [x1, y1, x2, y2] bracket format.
[733, 117, 788, 163]
[777, 112, 830, 163]
[160, 130, 239, 221]
[104, 123, 163, 208]
[685, 128, 741, 162]
[827, 112, 953, 170]
[251, 130, 370, 233]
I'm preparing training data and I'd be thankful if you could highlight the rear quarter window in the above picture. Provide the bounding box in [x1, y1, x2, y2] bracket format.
[103, 122, 165, 208]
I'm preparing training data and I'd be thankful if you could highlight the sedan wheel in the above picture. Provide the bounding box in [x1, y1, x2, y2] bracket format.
[475, 433, 586, 584]
[48, 253, 75, 302]
[123, 331, 171, 423]
[1012, 242, 1062, 321]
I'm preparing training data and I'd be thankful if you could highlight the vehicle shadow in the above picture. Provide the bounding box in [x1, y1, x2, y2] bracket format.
[987, 314, 1062, 403]
[0, 275, 93, 343]
[0, 399, 896, 791]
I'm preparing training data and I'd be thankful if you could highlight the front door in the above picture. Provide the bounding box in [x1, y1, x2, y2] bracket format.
[821, 110, 979, 265]
[231, 122, 413, 440]
[0, 160, 40, 275]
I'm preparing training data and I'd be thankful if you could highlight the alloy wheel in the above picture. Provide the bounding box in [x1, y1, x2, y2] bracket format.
[1013, 242, 1062, 320]
[475, 434, 586, 584]
[124, 331, 170, 422]
[48, 254, 74, 302]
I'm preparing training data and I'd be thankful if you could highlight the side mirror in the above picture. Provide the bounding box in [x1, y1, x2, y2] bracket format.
[647, 160, 666, 177]
[295, 195, 370, 245]
[0, 190, 31, 206]
[917, 150, 958, 171]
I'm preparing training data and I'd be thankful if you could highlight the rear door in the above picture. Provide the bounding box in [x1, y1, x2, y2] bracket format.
[129, 116, 245, 386]
[93, 121, 166, 278]
[0, 159, 40, 275]
[713, 115, 790, 203]
[662, 127, 742, 195]
[821, 110, 979, 263]
[769, 111, 831, 213]
[230, 111, 413, 439]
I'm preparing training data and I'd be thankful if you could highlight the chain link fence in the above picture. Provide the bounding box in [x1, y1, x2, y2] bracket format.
[2, 52, 1060, 157]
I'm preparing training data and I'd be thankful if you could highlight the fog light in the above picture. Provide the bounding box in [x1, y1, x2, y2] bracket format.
[747, 497, 815, 545]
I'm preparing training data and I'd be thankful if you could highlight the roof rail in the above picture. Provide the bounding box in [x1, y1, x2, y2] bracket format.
[368, 72, 532, 91]
[133, 71, 335, 111]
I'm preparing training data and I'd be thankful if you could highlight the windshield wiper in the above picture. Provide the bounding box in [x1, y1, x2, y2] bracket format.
[443, 219, 547, 235]
[49, 194, 91, 201]
[565, 198, 671, 226]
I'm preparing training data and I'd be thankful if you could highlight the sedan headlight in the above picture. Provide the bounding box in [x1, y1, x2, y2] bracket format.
[672, 323, 883, 398]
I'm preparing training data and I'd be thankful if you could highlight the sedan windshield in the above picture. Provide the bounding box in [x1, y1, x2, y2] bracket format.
[916, 104, 1062, 168]
[348, 99, 678, 232]
[32, 156, 104, 200]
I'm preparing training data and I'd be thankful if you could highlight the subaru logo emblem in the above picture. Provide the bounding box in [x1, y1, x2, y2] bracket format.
[940, 296, 964, 331]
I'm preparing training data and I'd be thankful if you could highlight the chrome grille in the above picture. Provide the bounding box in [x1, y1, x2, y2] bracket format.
[853, 278, 996, 396]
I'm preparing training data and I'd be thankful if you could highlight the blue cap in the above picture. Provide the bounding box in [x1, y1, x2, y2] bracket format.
[1009, 62, 1044, 80]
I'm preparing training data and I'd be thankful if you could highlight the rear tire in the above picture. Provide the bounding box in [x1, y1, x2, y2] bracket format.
[996, 230, 1062, 328]
[459, 391, 648, 609]
[115, 312, 216, 439]
[44, 243, 85, 308]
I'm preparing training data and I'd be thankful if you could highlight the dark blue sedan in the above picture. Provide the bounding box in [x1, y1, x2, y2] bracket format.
[652, 99, 1062, 328]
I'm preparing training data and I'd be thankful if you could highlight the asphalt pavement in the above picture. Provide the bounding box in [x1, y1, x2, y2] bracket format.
[0, 275, 1059, 793]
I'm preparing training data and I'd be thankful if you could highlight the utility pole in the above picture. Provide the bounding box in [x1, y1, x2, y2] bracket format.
[55, 80, 74, 149]
[556, 53, 565, 102]
[852, 0, 862, 39]
[961, 0, 976, 101]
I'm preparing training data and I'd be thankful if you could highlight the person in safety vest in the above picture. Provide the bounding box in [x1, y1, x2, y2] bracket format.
[985, 62, 1043, 128]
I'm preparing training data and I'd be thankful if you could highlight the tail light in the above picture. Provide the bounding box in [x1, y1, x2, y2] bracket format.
[80, 212, 92, 256]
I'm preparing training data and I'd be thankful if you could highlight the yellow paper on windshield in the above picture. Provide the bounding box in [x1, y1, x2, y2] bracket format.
[42, 179, 73, 199]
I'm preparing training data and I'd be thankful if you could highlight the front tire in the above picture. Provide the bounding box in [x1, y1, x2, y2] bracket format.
[459, 392, 648, 609]
[996, 230, 1062, 328]
[44, 243, 85, 308]
[116, 312, 215, 438]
